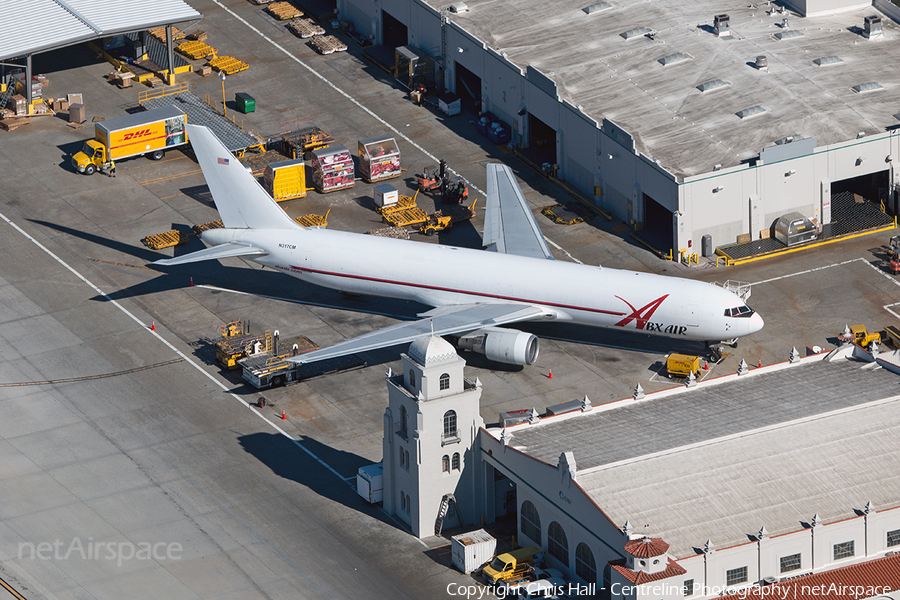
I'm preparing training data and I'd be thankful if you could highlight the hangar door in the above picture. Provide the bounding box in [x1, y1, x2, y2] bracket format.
[527, 113, 557, 167]
[455, 62, 481, 114]
[381, 10, 408, 50]
[830, 170, 893, 235]
[642, 192, 674, 254]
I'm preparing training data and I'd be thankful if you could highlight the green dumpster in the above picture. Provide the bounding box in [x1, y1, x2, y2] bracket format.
[235, 92, 256, 114]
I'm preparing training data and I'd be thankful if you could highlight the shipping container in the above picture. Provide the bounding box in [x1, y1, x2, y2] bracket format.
[264, 158, 307, 201]
[356, 463, 383, 503]
[451, 529, 496, 574]
[373, 183, 399, 208]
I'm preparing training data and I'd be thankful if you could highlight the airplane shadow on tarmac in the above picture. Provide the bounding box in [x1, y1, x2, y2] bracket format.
[237, 431, 408, 531]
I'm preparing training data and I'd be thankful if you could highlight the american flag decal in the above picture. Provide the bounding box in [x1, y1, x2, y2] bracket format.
[218, 157, 230, 165]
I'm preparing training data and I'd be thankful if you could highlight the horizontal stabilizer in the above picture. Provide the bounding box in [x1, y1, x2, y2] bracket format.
[287, 303, 550, 364]
[153, 242, 267, 266]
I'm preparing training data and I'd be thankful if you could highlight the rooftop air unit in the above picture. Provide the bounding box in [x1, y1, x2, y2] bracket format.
[755, 55, 768, 72]
[714, 14, 730, 37]
[864, 15, 882, 39]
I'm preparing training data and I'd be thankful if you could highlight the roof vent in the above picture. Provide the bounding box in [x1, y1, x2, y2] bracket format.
[658, 52, 690, 66]
[852, 82, 882, 93]
[583, 2, 611, 14]
[755, 55, 768, 72]
[736, 105, 766, 119]
[714, 13, 731, 37]
[775, 136, 795, 145]
[864, 15, 883, 39]
[775, 29, 804, 40]
[621, 26, 651, 39]
[448, 2, 468, 12]
[813, 55, 842, 66]
[697, 78, 729, 92]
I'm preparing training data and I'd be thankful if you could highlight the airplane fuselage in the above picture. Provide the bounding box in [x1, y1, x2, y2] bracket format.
[202, 227, 763, 342]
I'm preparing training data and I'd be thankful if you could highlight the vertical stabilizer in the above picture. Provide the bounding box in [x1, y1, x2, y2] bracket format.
[186, 124, 298, 230]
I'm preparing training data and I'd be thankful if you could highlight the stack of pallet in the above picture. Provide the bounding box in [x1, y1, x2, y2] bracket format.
[267, 1, 302, 19]
[288, 18, 325, 38]
[310, 35, 348, 55]
[208, 55, 249, 75]
[142, 230, 191, 250]
[148, 27, 186, 42]
[192, 220, 223, 235]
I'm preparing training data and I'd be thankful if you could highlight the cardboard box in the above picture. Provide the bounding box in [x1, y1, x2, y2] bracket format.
[199, 65, 212, 76]
[69, 103, 85, 123]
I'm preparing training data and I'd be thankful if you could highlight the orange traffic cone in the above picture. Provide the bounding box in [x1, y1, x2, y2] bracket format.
[704, 361, 708, 371]
[548, 368, 553, 379]
[758, 359, 762, 368]
[189, 276, 194, 287]
[151, 320, 155, 331]
[281, 410, 286, 420]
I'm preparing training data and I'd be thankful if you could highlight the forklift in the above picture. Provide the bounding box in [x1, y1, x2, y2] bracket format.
[415, 159, 469, 204]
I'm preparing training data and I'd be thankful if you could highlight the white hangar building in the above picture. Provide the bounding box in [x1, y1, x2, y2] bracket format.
[380, 338, 900, 598]
[338, 0, 900, 256]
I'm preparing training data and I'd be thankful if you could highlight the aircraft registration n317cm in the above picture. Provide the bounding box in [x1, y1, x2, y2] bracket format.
[156, 125, 763, 366]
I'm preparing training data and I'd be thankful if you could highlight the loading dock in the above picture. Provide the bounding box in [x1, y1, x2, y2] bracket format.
[454, 62, 481, 114]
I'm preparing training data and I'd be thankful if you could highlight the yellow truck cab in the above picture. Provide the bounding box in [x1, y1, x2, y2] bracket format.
[72, 106, 187, 175]
[483, 546, 541, 584]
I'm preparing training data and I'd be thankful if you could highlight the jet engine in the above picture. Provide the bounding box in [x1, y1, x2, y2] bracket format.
[456, 327, 539, 366]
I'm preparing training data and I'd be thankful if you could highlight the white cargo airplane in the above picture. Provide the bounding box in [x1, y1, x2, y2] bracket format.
[155, 125, 763, 365]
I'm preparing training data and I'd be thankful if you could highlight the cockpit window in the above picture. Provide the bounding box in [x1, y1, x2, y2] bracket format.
[724, 305, 755, 318]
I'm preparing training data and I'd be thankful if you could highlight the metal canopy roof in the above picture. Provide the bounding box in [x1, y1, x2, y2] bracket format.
[0, 0, 201, 61]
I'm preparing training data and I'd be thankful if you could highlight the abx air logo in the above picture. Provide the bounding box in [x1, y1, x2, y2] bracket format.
[614, 295, 668, 329]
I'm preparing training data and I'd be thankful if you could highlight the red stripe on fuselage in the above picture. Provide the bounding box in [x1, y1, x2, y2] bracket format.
[289, 265, 627, 317]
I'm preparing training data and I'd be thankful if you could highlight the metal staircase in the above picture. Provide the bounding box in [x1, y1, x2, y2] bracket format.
[0, 72, 21, 110]
[434, 493, 464, 536]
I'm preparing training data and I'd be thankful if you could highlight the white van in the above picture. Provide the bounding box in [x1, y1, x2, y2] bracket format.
[518, 578, 567, 599]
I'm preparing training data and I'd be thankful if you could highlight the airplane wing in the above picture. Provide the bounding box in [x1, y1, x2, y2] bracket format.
[482, 163, 554, 260]
[287, 303, 551, 364]
[153, 242, 268, 266]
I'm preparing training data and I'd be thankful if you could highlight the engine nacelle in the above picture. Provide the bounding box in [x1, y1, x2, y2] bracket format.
[456, 327, 539, 366]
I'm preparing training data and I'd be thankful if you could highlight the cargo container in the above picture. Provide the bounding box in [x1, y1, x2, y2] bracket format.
[72, 106, 187, 175]
[264, 158, 307, 202]
[666, 353, 701, 378]
[358, 134, 400, 182]
[356, 463, 383, 503]
[451, 529, 496, 574]
[311, 144, 354, 192]
[774, 212, 818, 246]
[373, 183, 399, 208]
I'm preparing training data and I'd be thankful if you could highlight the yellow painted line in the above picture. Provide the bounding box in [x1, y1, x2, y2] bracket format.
[0, 576, 27, 600]
[160, 192, 186, 200]
[724, 224, 898, 266]
[139, 169, 202, 185]
[123, 156, 188, 170]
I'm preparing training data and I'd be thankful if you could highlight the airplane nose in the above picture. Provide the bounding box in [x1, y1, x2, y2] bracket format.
[749, 312, 764, 334]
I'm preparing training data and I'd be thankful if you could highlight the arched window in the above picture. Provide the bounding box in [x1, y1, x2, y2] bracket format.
[405, 494, 411, 513]
[405, 449, 410, 470]
[548, 521, 569, 566]
[452, 452, 460, 470]
[400, 447, 405, 468]
[440, 373, 450, 390]
[400, 405, 408, 436]
[408, 369, 416, 388]
[575, 543, 596, 584]
[401, 492, 406, 511]
[443, 410, 457, 439]
[442, 455, 450, 472]
[520, 500, 541, 545]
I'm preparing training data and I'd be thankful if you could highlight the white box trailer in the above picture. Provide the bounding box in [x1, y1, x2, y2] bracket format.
[356, 463, 383, 503]
[451, 529, 497, 574]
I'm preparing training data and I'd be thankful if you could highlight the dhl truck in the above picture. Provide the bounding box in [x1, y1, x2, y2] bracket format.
[72, 106, 188, 175]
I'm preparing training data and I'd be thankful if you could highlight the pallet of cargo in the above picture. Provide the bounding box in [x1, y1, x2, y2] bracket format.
[208, 55, 249, 75]
[375, 194, 416, 215]
[288, 18, 325, 38]
[148, 27, 186, 42]
[187, 30, 208, 42]
[383, 207, 427, 227]
[281, 126, 333, 159]
[193, 219, 223, 234]
[142, 230, 191, 250]
[293, 214, 328, 228]
[177, 40, 217, 60]
[267, 1, 302, 20]
[310, 35, 348, 55]
[367, 226, 410, 240]
[239, 149, 289, 175]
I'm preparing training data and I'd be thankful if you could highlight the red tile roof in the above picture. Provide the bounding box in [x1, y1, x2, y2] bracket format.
[624, 536, 670, 557]
[724, 553, 900, 600]
[609, 557, 687, 585]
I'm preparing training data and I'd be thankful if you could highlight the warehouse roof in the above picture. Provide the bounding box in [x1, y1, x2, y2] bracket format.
[0, 0, 201, 61]
[500, 353, 900, 557]
[439, 0, 900, 178]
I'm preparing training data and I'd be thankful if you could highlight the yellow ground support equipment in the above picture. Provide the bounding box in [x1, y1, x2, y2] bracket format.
[264, 158, 307, 202]
[293, 212, 329, 228]
[193, 219, 223, 234]
[216, 325, 273, 370]
[267, 1, 303, 19]
[666, 353, 701, 378]
[419, 200, 476, 235]
[281, 126, 334, 160]
[208, 55, 249, 75]
[376, 194, 417, 215]
[177, 40, 217, 60]
[884, 325, 900, 347]
[850, 325, 881, 348]
[142, 230, 191, 250]
[383, 208, 428, 228]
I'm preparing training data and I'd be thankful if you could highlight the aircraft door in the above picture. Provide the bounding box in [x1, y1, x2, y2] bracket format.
[686, 304, 699, 327]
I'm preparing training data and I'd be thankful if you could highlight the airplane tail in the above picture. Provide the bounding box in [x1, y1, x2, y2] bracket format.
[186, 124, 298, 230]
